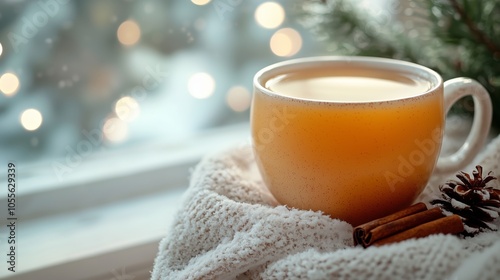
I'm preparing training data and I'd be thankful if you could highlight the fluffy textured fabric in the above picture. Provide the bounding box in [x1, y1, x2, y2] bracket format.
[152, 119, 500, 279]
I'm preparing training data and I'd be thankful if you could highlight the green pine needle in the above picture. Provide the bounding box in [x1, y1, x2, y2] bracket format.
[300, 0, 500, 128]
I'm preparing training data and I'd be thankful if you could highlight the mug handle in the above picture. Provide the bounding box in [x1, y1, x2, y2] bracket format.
[435, 78, 492, 173]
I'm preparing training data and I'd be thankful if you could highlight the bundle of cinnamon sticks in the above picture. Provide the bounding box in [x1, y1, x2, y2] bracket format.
[353, 203, 464, 248]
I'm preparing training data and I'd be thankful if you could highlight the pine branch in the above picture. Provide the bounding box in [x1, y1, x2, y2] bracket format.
[300, 0, 500, 129]
[448, 0, 500, 57]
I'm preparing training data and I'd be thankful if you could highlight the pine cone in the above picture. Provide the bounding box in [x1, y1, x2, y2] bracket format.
[431, 165, 499, 236]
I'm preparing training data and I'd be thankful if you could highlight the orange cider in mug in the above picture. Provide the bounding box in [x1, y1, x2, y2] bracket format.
[251, 64, 444, 226]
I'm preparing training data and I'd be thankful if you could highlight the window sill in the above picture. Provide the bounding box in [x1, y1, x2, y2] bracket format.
[0, 123, 249, 280]
[3, 188, 184, 280]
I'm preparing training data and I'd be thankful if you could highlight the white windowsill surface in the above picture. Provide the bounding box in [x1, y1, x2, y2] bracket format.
[0, 123, 250, 280]
[3, 188, 184, 280]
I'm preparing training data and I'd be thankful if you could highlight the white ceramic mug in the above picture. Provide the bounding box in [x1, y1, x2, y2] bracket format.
[251, 56, 492, 225]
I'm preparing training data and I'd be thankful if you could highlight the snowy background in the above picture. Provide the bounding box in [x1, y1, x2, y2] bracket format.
[0, 0, 398, 165]
[0, 0, 327, 163]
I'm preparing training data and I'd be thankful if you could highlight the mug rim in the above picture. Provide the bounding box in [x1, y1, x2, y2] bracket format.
[253, 56, 443, 104]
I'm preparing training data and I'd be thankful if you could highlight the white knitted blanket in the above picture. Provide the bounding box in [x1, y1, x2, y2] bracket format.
[152, 120, 500, 280]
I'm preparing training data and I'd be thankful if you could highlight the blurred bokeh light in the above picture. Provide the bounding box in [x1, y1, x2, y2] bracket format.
[270, 28, 303, 57]
[117, 20, 141, 46]
[255, 2, 285, 29]
[0, 73, 20, 96]
[188, 72, 215, 99]
[103, 117, 128, 143]
[0, 0, 318, 163]
[191, 0, 211, 6]
[20, 109, 43, 131]
[226, 86, 251, 112]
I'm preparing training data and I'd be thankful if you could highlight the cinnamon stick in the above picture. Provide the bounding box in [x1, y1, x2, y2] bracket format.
[364, 207, 445, 246]
[353, 202, 428, 246]
[372, 215, 464, 246]
[353, 202, 465, 247]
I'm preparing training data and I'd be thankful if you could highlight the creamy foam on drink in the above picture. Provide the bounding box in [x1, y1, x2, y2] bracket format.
[265, 67, 432, 102]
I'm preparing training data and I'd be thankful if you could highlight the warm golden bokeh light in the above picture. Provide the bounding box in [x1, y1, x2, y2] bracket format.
[20, 109, 43, 131]
[0, 72, 20, 96]
[188, 72, 215, 99]
[226, 86, 251, 112]
[115, 96, 140, 122]
[103, 117, 128, 142]
[191, 0, 211, 5]
[270, 28, 302, 57]
[117, 20, 141, 46]
[255, 2, 285, 29]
